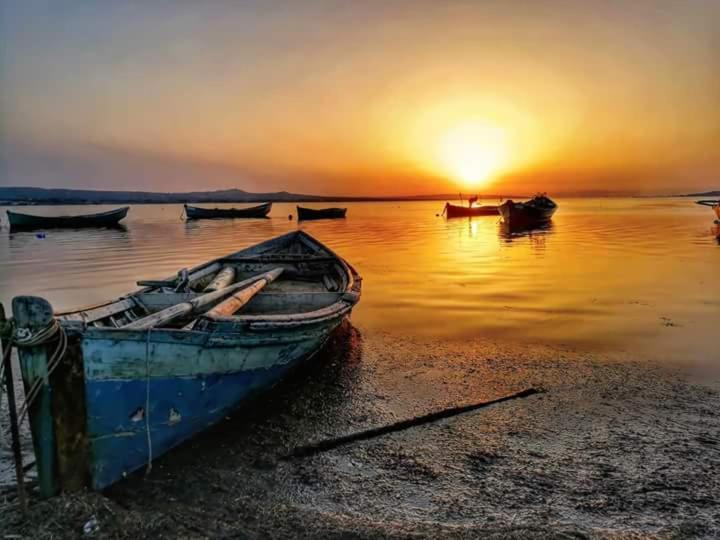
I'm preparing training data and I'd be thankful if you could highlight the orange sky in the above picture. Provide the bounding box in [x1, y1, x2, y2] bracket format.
[1, 1, 718, 196]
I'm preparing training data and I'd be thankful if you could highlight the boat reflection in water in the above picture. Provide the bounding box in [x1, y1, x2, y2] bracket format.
[499, 220, 554, 242]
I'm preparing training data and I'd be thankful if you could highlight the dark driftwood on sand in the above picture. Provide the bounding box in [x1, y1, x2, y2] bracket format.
[288, 387, 542, 458]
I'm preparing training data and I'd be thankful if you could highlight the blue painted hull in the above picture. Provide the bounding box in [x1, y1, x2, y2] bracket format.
[81, 324, 335, 489]
[87, 363, 299, 489]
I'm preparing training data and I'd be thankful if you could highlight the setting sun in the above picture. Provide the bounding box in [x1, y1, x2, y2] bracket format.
[437, 122, 508, 188]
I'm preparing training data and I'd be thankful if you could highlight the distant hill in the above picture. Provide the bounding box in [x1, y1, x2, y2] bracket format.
[0, 187, 328, 205]
[681, 190, 720, 197]
[0, 187, 520, 205]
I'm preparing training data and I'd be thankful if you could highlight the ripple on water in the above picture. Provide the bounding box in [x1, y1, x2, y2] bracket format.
[0, 198, 718, 363]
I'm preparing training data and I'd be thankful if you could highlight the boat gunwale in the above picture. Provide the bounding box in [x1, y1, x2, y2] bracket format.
[56, 230, 361, 331]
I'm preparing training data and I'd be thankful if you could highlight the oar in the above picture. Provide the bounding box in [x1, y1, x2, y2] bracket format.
[203, 268, 283, 320]
[204, 265, 236, 292]
[123, 268, 282, 330]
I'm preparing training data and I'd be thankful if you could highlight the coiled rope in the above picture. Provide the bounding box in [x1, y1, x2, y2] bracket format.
[11, 319, 68, 424]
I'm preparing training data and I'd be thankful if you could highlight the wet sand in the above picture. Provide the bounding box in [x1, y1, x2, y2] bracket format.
[2, 322, 719, 538]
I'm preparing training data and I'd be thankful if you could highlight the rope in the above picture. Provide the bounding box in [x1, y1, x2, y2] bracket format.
[12, 319, 67, 425]
[144, 328, 153, 475]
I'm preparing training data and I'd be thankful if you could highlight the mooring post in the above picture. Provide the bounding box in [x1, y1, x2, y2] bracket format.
[12, 296, 58, 498]
[1, 303, 27, 512]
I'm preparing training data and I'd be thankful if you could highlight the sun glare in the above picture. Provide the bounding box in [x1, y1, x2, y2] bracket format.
[437, 122, 508, 188]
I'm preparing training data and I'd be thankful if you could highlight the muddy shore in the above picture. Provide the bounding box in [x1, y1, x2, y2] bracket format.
[2, 322, 719, 538]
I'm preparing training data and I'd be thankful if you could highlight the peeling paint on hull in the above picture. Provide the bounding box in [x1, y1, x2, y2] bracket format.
[83, 327, 335, 489]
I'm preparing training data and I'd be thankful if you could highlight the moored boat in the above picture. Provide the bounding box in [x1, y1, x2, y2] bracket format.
[184, 202, 271, 220]
[498, 194, 557, 225]
[9, 230, 361, 494]
[443, 202, 498, 218]
[6, 206, 129, 230]
[297, 206, 347, 220]
[696, 199, 720, 221]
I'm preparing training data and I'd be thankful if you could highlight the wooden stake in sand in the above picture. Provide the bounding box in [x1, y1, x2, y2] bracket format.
[287, 387, 542, 458]
[0, 303, 27, 513]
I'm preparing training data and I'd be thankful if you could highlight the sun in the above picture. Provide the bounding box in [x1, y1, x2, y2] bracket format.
[437, 122, 508, 189]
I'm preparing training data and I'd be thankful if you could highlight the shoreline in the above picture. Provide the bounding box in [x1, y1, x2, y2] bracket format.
[3, 327, 719, 538]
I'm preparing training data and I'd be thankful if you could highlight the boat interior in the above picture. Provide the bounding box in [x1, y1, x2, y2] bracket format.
[58, 232, 355, 330]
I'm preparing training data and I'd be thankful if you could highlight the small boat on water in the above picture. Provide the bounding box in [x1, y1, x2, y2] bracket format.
[696, 200, 720, 221]
[443, 202, 499, 218]
[498, 194, 557, 225]
[9, 230, 361, 494]
[184, 202, 271, 220]
[6, 206, 129, 230]
[297, 206, 347, 220]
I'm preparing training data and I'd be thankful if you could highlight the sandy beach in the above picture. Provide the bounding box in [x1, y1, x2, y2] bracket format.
[3, 323, 719, 538]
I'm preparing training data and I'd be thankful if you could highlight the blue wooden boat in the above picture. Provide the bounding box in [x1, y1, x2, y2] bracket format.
[12, 231, 361, 494]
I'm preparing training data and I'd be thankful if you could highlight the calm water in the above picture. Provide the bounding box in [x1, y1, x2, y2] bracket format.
[0, 199, 717, 364]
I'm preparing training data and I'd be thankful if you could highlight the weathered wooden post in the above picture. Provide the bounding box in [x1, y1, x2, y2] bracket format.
[12, 296, 58, 498]
[1, 303, 27, 511]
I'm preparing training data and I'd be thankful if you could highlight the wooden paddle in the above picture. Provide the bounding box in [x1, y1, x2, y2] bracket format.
[123, 268, 282, 330]
[204, 265, 236, 292]
[204, 268, 283, 319]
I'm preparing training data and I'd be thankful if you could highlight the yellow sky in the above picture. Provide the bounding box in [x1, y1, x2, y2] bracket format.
[2, 1, 718, 195]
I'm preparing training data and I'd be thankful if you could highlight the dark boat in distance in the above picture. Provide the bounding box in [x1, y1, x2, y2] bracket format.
[297, 206, 347, 220]
[443, 202, 499, 218]
[6, 206, 129, 230]
[498, 194, 557, 225]
[184, 202, 271, 220]
[696, 199, 720, 221]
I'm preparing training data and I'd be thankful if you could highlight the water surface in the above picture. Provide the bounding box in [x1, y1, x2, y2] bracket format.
[0, 198, 717, 363]
[2, 198, 720, 536]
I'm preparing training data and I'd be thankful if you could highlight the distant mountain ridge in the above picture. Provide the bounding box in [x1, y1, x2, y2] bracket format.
[0, 187, 327, 204]
[0, 187, 519, 205]
[681, 190, 720, 197]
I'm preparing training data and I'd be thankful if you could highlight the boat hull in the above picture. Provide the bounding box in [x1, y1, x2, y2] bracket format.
[184, 203, 271, 220]
[82, 321, 339, 489]
[297, 206, 347, 220]
[7, 207, 129, 230]
[444, 203, 498, 218]
[13, 230, 362, 494]
[498, 200, 556, 225]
